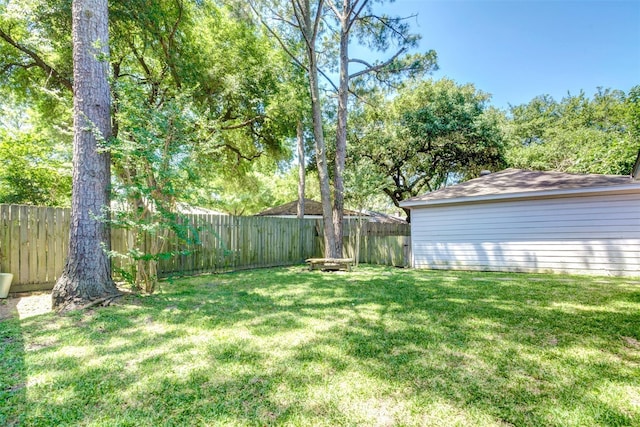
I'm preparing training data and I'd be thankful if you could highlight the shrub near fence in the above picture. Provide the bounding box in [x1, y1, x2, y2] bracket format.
[0, 204, 410, 292]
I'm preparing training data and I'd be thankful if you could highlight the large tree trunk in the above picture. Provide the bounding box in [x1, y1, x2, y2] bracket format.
[296, 120, 306, 220]
[332, 2, 349, 258]
[403, 208, 411, 223]
[310, 53, 337, 258]
[296, 120, 306, 261]
[52, 0, 119, 311]
[302, 0, 338, 258]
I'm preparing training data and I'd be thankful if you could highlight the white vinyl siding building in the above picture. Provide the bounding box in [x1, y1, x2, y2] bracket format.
[401, 169, 640, 277]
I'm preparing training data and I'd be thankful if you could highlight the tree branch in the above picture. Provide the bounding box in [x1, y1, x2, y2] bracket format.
[158, 0, 184, 88]
[221, 143, 263, 162]
[76, 294, 123, 311]
[349, 46, 406, 80]
[347, 0, 370, 33]
[358, 13, 415, 45]
[129, 41, 153, 78]
[220, 115, 264, 131]
[312, 0, 325, 41]
[325, 0, 341, 19]
[1, 61, 39, 74]
[349, 57, 374, 69]
[271, 10, 301, 29]
[318, 67, 339, 92]
[291, 0, 312, 49]
[250, 1, 309, 72]
[382, 187, 401, 208]
[0, 27, 73, 92]
[168, 0, 183, 42]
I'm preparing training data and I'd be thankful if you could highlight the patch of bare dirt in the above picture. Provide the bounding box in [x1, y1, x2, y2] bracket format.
[0, 292, 52, 320]
[622, 336, 640, 349]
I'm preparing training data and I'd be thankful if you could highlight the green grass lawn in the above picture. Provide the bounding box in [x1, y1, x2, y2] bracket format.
[1, 265, 639, 426]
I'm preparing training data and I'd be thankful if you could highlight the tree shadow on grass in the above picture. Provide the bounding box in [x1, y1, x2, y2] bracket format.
[2, 266, 639, 426]
[210, 268, 638, 423]
[326, 269, 640, 425]
[224, 267, 639, 425]
[0, 317, 26, 427]
[161, 266, 640, 425]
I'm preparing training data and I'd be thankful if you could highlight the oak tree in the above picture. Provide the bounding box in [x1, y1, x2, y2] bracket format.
[505, 88, 640, 175]
[349, 79, 505, 221]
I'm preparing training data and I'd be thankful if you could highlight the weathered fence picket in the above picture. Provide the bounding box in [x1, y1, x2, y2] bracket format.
[0, 204, 410, 292]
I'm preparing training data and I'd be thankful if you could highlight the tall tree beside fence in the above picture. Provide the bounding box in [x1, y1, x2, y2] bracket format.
[52, 0, 120, 311]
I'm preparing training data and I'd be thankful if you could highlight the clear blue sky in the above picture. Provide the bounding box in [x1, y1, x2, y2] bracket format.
[378, 0, 640, 109]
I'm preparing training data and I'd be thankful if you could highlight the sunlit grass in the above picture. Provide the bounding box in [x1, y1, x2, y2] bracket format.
[1, 266, 639, 426]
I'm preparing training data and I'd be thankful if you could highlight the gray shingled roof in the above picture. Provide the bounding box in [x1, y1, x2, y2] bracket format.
[256, 199, 360, 217]
[401, 168, 639, 206]
[256, 199, 407, 223]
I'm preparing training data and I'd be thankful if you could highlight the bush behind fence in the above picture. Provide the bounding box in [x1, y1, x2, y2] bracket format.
[0, 204, 410, 292]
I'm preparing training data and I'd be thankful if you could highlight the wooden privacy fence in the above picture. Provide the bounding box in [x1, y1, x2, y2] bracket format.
[321, 220, 411, 267]
[0, 205, 71, 292]
[0, 204, 410, 293]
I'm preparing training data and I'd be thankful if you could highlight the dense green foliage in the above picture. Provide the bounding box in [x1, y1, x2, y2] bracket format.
[0, 106, 71, 206]
[504, 87, 640, 175]
[348, 79, 505, 219]
[0, 0, 637, 218]
[344, 84, 640, 218]
[0, 0, 302, 209]
[1, 0, 311, 290]
[2, 266, 639, 425]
